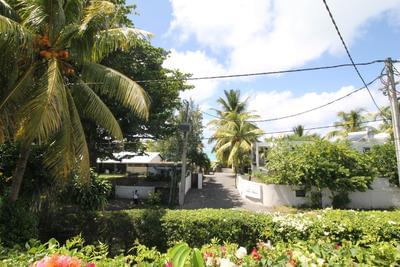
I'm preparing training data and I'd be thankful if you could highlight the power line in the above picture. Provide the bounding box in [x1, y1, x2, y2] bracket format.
[321, 0, 386, 116]
[202, 118, 385, 139]
[201, 74, 382, 123]
[133, 60, 387, 83]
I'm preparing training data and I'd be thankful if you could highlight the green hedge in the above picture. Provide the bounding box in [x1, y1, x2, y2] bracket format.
[40, 209, 400, 256]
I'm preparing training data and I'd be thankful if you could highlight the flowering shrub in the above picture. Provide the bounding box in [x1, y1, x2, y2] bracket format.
[43, 208, 400, 255]
[0, 236, 399, 266]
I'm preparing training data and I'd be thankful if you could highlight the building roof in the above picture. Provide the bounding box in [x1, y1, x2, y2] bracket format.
[97, 152, 162, 164]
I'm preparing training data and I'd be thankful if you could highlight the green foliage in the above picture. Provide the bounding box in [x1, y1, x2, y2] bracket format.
[41, 208, 400, 258]
[151, 100, 209, 171]
[88, 40, 191, 165]
[367, 142, 398, 185]
[0, 142, 55, 202]
[264, 140, 374, 201]
[143, 191, 162, 206]
[0, 200, 38, 247]
[2, 214, 400, 266]
[60, 170, 112, 210]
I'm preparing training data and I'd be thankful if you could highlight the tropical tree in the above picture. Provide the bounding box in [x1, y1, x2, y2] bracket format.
[292, 125, 305, 137]
[373, 106, 394, 139]
[210, 112, 263, 174]
[0, 0, 150, 201]
[326, 109, 367, 139]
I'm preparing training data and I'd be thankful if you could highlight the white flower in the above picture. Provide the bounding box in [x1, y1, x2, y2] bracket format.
[220, 258, 235, 267]
[205, 257, 214, 266]
[235, 247, 247, 259]
[317, 258, 325, 266]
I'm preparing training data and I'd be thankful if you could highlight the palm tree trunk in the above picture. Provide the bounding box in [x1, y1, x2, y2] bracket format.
[9, 143, 32, 202]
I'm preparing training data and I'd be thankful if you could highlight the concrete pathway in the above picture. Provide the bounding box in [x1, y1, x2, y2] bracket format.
[182, 171, 272, 212]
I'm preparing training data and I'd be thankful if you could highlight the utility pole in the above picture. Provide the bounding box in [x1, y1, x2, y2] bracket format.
[385, 58, 400, 185]
[179, 100, 190, 206]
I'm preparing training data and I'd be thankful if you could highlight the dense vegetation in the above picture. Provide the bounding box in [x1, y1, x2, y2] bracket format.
[1, 209, 400, 266]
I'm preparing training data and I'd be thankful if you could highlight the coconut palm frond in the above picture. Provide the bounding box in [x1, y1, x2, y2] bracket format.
[0, 15, 34, 52]
[91, 27, 151, 62]
[42, 83, 75, 181]
[16, 0, 47, 31]
[71, 80, 123, 140]
[79, 0, 115, 33]
[19, 59, 63, 143]
[0, 0, 18, 20]
[66, 89, 90, 183]
[81, 62, 150, 119]
[0, 63, 37, 112]
[64, 0, 84, 24]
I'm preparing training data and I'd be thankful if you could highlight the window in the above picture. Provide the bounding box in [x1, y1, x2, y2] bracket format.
[295, 190, 306, 197]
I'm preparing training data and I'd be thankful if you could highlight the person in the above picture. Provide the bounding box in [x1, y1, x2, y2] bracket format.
[133, 190, 139, 205]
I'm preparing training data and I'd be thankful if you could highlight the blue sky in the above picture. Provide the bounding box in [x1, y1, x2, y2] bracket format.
[128, 0, 400, 160]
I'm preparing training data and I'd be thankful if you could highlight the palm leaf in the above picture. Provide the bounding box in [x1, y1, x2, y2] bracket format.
[79, 0, 115, 33]
[18, 59, 63, 143]
[0, 14, 34, 54]
[16, 0, 47, 31]
[71, 80, 123, 140]
[0, 0, 18, 20]
[66, 88, 90, 183]
[91, 27, 151, 62]
[81, 62, 149, 119]
[42, 83, 75, 181]
[0, 62, 37, 112]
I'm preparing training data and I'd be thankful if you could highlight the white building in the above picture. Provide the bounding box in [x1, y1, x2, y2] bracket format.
[97, 152, 164, 176]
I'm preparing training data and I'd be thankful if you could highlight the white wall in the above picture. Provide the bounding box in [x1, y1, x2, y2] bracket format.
[236, 175, 400, 209]
[115, 185, 155, 199]
[185, 174, 191, 195]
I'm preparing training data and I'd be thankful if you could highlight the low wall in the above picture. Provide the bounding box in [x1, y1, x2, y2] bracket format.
[236, 176, 306, 207]
[237, 175, 400, 209]
[115, 185, 155, 199]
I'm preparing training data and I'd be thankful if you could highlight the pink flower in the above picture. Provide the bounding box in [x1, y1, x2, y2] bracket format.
[165, 262, 173, 267]
[251, 248, 261, 261]
[87, 263, 96, 267]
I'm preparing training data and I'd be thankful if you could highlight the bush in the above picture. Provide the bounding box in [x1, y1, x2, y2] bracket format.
[262, 140, 374, 206]
[59, 170, 112, 210]
[367, 142, 398, 185]
[41, 208, 400, 256]
[0, 200, 39, 247]
[1, 235, 399, 266]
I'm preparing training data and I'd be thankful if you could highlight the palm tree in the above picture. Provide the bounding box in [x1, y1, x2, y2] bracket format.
[326, 109, 366, 139]
[373, 106, 393, 139]
[292, 125, 305, 137]
[0, 0, 150, 201]
[209, 89, 247, 166]
[211, 112, 263, 174]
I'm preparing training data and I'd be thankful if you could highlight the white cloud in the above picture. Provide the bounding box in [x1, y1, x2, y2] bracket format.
[169, 0, 400, 73]
[163, 49, 226, 102]
[247, 84, 389, 137]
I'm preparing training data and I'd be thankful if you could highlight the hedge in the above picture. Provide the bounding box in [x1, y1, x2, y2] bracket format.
[40, 208, 400, 256]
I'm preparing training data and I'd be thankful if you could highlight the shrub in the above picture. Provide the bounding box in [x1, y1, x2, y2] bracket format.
[41, 208, 400, 256]
[263, 140, 374, 206]
[1, 236, 399, 266]
[367, 142, 398, 185]
[59, 170, 112, 210]
[0, 200, 39, 247]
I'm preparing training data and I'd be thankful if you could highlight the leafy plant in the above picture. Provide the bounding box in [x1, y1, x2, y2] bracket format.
[60, 170, 112, 210]
[367, 142, 398, 185]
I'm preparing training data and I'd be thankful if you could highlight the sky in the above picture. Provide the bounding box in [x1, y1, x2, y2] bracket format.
[128, 0, 400, 160]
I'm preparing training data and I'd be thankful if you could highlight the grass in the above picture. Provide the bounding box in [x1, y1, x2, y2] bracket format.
[99, 174, 126, 180]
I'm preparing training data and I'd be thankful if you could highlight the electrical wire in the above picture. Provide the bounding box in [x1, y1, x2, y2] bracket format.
[132, 60, 387, 83]
[322, 0, 386, 117]
[201, 75, 382, 123]
[202, 118, 385, 139]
